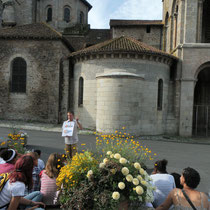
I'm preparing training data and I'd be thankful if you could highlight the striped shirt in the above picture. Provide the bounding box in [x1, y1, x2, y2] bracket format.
[40, 170, 58, 205]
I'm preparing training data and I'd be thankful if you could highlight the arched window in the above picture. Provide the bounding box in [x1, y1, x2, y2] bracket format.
[46, 7, 52, 22]
[64, 7, 70, 22]
[157, 79, 163, 110]
[78, 77, 84, 106]
[11, 57, 27, 93]
[80, 11, 84, 24]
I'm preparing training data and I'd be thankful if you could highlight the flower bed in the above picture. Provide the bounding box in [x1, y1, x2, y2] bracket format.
[0, 131, 28, 154]
[57, 129, 156, 210]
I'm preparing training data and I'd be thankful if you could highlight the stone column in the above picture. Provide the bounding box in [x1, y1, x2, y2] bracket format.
[196, 0, 204, 43]
[184, 0, 198, 43]
[179, 79, 196, 136]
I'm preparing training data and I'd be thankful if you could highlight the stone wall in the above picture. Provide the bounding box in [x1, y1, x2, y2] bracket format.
[112, 26, 163, 50]
[36, 0, 89, 32]
[72, 58, 174, 135]
[0, 39, 69, 123]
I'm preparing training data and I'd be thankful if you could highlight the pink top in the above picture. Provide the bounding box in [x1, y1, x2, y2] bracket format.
[0, 163, 15, 174]
[40, 170, 58, 205]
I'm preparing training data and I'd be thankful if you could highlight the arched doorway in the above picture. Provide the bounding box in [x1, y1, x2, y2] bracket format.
[193, 66, 210, 136]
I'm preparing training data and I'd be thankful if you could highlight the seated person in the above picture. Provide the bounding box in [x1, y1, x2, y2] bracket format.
[34, 150, 45, 171]
[150, 159, 176, 208]
[171, 172, 183, 189]
[0, 149, 18, 174]
[40, 153, 64, 205]
[0, 155, 45, 210]
[156, 167, 209, 210]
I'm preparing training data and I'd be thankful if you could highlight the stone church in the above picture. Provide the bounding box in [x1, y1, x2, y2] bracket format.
[0, 0, 209, 137]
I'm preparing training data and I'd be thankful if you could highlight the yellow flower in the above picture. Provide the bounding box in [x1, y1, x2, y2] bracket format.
[132, 178, 139, 185]
[121, 167, 129, 176]
[134, 162, 141, 169]
[118, 182, 125, 190]
[110, 154, 114, 158]
[136, 186, 144, 195]
[81, 143, 86, 146]
[112, 192, 120, 200]
[119, 158, 127, 164]
[1, 141, 6, 146]
[126, 174, 133, 182]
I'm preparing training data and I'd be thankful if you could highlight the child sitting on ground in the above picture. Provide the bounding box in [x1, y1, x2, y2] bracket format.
[40, 153, 65, 205]
[34, 150, 45, 171]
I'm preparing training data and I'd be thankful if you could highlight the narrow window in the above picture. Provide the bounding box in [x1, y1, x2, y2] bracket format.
[80, 11, 84, 24]
[146, 25, 151, 33]
[64, 7, 70, 22]
[157, 79, 163, 110]
[11, 57, 27, 93]
[47, 7, 52, 22]
[78, 77, 84, 106]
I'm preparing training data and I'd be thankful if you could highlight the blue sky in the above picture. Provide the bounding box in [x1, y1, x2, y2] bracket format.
[88, 0, 163, 29]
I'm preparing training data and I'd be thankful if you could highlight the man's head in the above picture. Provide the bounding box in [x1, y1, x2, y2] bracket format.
[67, 111, 74, 121]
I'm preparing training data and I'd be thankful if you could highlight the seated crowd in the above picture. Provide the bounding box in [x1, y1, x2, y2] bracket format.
[0, 148, 209, 210]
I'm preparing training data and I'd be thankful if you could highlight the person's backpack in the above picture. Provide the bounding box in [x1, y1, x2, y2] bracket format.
[0, 173, 10, 192]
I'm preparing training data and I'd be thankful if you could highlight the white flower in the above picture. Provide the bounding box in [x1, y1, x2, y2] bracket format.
[121, 167, 129, 176]
[136, 186, 144, 195]
[119, 158, 127, 164]
[87, 170, 93, 175]
[126, 174, 133, 182]
[99, 163, 105, 168]
[139, 168, 145, 175]
[137, 175, 143, 181]
[86, 170, 93, 179]
[110, 154, 114, 158]
[132, 178, 139, 185]
[107, 151, 112, 155]
[114, 153, 121, 159]
[134, 162, 141, 169]
[112, 191, 120, 200]
[118, 182, 125, 190]
[103, 158, 109, 164]
[141, 180, 148, 186]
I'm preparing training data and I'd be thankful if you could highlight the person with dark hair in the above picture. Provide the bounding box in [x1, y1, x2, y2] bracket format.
[150, 159, 176, 208]
[0, 155, 45, 210]
[62, 111, 82, 158]
[0, 149, 18, 174]
[156, 167, 209, 210]
[34, 150, 45, 172]
[171, 172, 183, 189]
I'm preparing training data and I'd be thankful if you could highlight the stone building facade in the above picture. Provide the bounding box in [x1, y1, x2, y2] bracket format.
[0, 0, 209, 136]
[0, 23, 70, 123]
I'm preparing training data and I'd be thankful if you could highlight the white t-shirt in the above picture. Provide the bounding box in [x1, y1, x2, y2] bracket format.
[0, 181, 25, 209]
[150, 173, 176, 208]
[63, 120, 79, 145]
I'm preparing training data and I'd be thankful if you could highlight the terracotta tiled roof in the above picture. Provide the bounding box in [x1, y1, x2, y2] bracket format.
[0, 22, 62, 40]
[64, 29, 111, 51]
[110, 19, 163, 27]
[69, 36, 176, 59]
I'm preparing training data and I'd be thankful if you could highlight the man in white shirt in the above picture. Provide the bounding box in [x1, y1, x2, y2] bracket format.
[62, 111, 82, 158]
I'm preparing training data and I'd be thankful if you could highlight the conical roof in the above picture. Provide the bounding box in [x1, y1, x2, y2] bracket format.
[69, 36, 176, 59]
